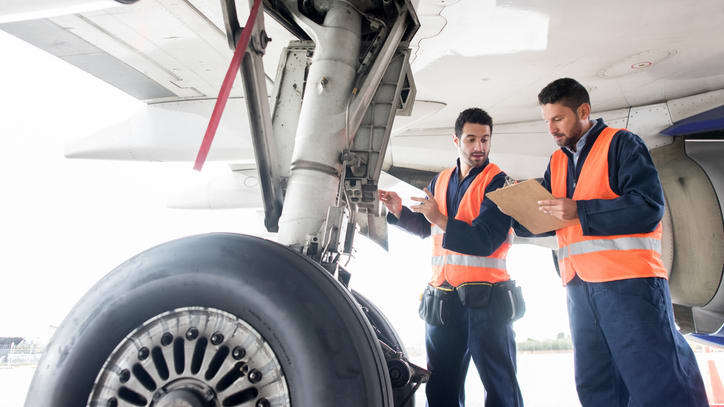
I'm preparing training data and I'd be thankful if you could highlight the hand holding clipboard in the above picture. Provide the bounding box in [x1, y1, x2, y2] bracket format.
[486, 179, 578, 234]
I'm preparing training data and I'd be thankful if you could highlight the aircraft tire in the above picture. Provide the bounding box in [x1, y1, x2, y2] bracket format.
[26, 233, 393, 406]
[352, 291, 417, 407]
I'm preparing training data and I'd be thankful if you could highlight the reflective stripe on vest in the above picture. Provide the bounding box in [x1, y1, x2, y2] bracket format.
[551, 126, 668, 285]
[557, 236, 662, 260]
[429, 163, 512, 287]
[431, 254, 507, 269]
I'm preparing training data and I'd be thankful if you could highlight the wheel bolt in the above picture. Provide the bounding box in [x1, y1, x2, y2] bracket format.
[161, 332, 173, 346]
[138, 347, 149, 361]
[248, 369, 262, 383]
[204, 388, 215, 401]
[232, 346, 246, 360]
[210, 332, 224, 345]
[256, 398, 270, 407]
[107, 397, 118, 407]
[119, 369, 130, 383]
[185, 327, 199, 341]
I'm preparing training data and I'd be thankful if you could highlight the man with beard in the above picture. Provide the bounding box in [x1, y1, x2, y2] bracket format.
[510, 78, 707, 406]
[379, 108, 523, 407]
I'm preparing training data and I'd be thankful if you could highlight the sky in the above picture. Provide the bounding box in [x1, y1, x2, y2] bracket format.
[0, 27, 571, 350]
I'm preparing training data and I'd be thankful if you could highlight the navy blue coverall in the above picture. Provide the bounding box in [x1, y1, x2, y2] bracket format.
[388, 158, 523, 407]
[515, 118, 708, 406]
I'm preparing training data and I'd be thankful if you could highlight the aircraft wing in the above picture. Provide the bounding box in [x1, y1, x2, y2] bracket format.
[0, 0, 297, 102]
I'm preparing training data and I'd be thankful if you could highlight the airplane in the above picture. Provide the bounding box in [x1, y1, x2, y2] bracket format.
[2, 0, 723, 406]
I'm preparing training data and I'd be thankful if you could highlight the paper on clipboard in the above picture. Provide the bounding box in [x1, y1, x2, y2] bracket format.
[486, 179, 577, 234]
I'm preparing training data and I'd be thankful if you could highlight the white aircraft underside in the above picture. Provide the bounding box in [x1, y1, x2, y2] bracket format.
[3, 0, 723, 327]
[4, 1, 724, 405]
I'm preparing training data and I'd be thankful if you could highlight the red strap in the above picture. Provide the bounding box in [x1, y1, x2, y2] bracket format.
[194, 0, 262, 171]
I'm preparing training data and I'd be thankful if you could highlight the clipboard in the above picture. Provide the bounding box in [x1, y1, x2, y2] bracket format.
[486, 179, 577, 234]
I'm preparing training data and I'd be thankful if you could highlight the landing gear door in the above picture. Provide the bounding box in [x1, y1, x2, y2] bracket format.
[269, 40, 315, 200]
[346, 47, 416, 251]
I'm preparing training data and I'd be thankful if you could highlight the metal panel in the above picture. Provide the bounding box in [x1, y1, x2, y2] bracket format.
[269, 41, 314, 181]
[667, 90, 724, 124]
[346, 48, 414, 214]
[625, 103, 673, 150]
[64, 53, 176, 100]
[0, 18, 175, 100]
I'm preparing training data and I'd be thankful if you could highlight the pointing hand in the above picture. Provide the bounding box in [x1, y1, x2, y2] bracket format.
[411, 187, 446, 229]
[378, 189, 403, 218]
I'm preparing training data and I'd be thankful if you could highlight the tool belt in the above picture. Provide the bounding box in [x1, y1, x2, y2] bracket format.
[419, 281, 525, 326]
[492, 280, 526, 322]
[418, 285, 455, 326]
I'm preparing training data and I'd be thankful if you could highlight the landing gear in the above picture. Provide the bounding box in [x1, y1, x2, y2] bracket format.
[27, 0, 425, 405]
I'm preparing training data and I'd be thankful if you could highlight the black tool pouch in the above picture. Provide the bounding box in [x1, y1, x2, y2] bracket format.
[494, 280, 526, 322]
[456, 282, 493, 308]
[418, 285, 453, 326]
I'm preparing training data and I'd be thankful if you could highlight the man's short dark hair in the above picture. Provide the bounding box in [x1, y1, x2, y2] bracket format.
[537, 78, 590, 112]
[454, 108, 493, 138]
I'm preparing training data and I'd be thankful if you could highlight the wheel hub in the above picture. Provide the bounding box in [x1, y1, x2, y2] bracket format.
[154, 388, 207, 407]
[86, 307, 290, 407]
[152, 377, 216, 407]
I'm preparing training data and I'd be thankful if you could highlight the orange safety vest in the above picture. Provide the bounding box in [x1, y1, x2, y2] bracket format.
[550, 126, 668, 285]
[430, 163, 512, 287]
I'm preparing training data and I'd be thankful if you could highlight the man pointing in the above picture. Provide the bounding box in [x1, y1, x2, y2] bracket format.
[380, 107, 523, 407]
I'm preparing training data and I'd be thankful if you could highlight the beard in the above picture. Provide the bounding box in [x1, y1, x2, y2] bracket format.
[461, 149, 487, 168]
[554, 121, 583, 150]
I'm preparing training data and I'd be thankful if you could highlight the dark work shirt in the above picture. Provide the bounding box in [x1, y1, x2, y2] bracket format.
[387, 159, 511, 257]
[513, 118, 665, 238]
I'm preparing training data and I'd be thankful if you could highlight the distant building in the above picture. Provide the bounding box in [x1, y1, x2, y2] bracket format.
[0, 337, 25, 362]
